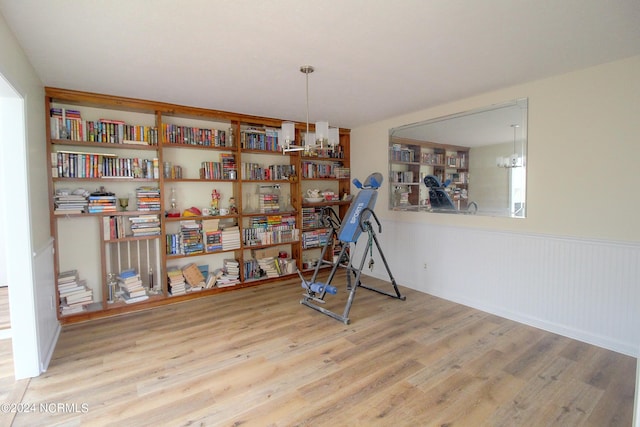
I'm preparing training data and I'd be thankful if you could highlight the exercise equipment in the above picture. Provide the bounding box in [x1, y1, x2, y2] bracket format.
[423, 175, 478, 214]
[299, 172, 405, 324]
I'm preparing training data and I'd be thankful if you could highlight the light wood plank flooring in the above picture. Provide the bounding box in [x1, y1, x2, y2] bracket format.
[1, 274, 635, 426]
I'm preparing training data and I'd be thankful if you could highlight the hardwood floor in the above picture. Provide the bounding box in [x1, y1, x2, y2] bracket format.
[1, 273, 636, 426]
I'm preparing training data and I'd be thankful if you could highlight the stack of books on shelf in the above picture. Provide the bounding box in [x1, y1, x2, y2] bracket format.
[58, 269, 94, 315]
[87, 191, 116, 213]
[136, 187, 161, 211]
[210, 258, 241, 288]
[222, 258, 240, 283]
[203, 219, 222, 252]
[256, 257, 280, 278]
[167, 267, 186, 296]
[117, 268, 148, 304]
[53, 188, 89, 214]
[258, 193, 279, 213]
[129, 214, 161, 237]
[180, 220, 204, 255]
[221, 226, 241, 250]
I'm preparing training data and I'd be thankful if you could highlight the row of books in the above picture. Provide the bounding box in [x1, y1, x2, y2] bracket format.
[240, 163, 296, 181]
[50, 108, 159, 145]
[103, 215, 126, 239]
[51, 151, 159, 179]
[166, 224, 241, 255]
[162, 123, 230, 147]
[300, 161, 344, 179]
[301, 228, 332, 249]
[240, 127, 280, 151]
[199, 153, 236, 180]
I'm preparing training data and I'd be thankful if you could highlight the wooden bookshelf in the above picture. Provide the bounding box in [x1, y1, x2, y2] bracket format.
[45, 87, 350, 324]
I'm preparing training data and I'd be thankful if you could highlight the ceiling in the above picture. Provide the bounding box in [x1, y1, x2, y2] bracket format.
[1, 0, 639, 129]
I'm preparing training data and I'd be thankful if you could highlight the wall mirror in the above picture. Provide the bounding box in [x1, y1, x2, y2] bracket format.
[388, 98, 528, 218]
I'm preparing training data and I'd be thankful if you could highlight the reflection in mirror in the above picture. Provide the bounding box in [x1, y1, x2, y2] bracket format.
[388, 98, 528, 218]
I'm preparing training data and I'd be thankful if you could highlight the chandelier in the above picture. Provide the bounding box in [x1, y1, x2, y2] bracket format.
[497, 124, 523, 168]
[281, 65, 339, 153]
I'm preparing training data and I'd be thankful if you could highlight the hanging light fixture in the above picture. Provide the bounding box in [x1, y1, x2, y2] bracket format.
[281, 65, 338, 153]
[497, 124, 523, 168]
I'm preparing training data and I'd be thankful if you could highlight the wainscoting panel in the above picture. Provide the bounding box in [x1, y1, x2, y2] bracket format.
[33, 237, 61, 372]
[358, 220, 640, 356]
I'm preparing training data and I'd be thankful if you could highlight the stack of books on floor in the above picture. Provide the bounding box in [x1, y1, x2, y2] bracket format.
[87, 191, 116, 213]
[117, 268, 148, 304]
[129, 214, 161, 237]
[58, 269, 94, 315]
[167, 267, 186, 296]
[136, 186, 161, 211]
[221, 225, 241, 250]
[54, 188, 89, 214]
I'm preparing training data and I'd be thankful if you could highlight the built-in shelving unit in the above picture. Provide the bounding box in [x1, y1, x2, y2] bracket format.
[46, 87, 350, 324]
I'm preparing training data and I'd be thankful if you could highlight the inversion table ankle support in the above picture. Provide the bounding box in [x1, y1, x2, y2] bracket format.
[299, 172, 406, 324]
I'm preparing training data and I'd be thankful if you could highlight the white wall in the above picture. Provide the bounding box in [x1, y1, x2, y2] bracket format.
[351, 56, 640, 356]
[1, 11, 59, 378]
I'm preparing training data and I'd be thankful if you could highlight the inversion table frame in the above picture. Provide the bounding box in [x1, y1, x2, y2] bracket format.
[299, 173, 406, 324]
